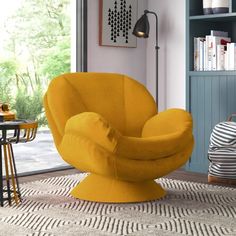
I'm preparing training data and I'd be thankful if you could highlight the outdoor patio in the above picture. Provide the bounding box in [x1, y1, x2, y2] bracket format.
[12, 129, 69, 175]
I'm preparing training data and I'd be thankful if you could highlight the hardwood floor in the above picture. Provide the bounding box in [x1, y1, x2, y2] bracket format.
[18, 168, 79, 184]
[18, 168, 236, 188]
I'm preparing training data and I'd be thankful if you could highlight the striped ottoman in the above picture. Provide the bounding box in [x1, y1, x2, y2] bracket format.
[208, 121, 236, 185]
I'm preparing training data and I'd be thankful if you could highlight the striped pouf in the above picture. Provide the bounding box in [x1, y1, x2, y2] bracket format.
[208, 121, 236, 182]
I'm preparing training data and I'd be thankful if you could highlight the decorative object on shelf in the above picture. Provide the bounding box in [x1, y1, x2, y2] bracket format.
[212, 0, 229, 14]
[99, 0, 137, 47]
[203, 0, 213, 14]
[133, 10, 159, 108]
[0, 103, 15, 122]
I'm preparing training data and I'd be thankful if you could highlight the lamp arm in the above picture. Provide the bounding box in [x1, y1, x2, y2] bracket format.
[144, 10, 159, 49]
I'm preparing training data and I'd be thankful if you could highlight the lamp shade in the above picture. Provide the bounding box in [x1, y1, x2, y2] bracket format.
[132, 14, 150, 38]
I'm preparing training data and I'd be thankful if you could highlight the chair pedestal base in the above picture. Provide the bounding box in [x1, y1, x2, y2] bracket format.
[70, 174, 166, 203]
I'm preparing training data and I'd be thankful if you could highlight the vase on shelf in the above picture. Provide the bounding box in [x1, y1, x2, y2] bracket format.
[212, 0, 229, 14]
[203, 0, 213, 15]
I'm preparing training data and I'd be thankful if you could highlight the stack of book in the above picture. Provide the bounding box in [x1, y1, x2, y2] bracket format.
[194, 30, 236, 71]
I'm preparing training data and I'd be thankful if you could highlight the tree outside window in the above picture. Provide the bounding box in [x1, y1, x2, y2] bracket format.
[0, 0, 71, 126]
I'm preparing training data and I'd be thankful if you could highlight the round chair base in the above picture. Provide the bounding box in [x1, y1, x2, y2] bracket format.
[70, 174, 166, 203]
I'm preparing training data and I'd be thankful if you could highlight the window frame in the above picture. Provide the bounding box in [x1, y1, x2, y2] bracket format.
[76, 0, 87, 72]
[17, 0, 88, 177]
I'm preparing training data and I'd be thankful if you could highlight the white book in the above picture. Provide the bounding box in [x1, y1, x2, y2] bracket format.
[227, 43, 231, 70]
[225, 43, 231, 70]
[204, 40, 207, 71]
[194, 37, 198, 71]
[199, 39, 205, 71]
[225, 50, 228, 70]
[194, 37, 205, 71]
[216, 45, 225, 70]
[206, 35, 214, 70]
[205, 36, 211, 70]
[229, 43, 236, 70]
[211, 36, 231, 71]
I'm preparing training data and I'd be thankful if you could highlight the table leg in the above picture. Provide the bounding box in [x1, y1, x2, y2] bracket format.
[0, 145, 3, 207]
[9, 144, 21, 200]
[7, 144, 19, 205]
[3, 144, 12, 205]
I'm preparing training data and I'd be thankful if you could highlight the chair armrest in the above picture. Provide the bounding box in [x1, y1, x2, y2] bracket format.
[115, 109, 193, 160]
[142, 108, 193, 137]
[64, 112, 121, 153]
[116, 130, 193, 160]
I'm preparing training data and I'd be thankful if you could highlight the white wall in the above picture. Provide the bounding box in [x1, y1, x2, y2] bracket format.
[146, 0, 186, 111]
[87, 0, 186, 110]
[87, 0, 148, 85]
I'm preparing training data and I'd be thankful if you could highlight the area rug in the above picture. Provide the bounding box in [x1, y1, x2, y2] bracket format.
[0, 174, 235, 236]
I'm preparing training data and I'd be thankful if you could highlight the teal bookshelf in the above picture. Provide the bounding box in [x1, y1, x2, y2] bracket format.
[186, 0, 236, 173]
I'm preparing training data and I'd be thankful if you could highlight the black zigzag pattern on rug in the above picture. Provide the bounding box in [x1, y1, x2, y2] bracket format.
[131, 202, 196, 218]
[78, 215, 147, 235]
[3, 212, 71, 231]
[61, 200, 122, 215]
[158, 218, 232, 236]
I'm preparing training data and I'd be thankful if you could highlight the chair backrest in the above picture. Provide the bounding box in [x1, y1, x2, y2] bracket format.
[44, 72, 157, 146]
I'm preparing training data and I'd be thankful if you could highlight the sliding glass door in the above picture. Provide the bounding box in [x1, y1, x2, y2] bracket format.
[0, 0, 87, 175]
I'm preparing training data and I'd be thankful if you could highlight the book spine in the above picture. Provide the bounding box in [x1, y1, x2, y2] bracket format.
[225, 43, 231, 70]
[225, 49, 228, 71]
[234, 46, 236, 70]
[194, 37, 198, 71]
[228, 43, 231, 71]
[200, 39, 205, 71]
[194, 37, 205, 71]
[204, 40, 207, 71]
[216, 45, 225, 70]
[229, 43, 236, 70]
[208, 36, 213, 70]
[212, 37, 217, 71]
[212, 36, 231, 71]
[205, 36, 210, 71]
[229, 43, 234, 70]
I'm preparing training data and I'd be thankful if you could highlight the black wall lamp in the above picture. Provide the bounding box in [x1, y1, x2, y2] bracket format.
[133, 10, 159, 108]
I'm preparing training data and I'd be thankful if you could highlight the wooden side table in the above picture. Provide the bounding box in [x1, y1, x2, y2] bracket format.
[0, 120, 37, 206]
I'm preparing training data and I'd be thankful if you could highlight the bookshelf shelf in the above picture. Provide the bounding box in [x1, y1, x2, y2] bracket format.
[189, 71, 236, 76]
[186, 0, 236, 174]
[189, 13, 236, 21]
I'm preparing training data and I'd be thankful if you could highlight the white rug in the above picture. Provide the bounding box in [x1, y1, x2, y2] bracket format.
[0, 174, 236, 236]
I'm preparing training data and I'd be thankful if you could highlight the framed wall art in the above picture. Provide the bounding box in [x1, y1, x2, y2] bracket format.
[99, 0, 138, 48]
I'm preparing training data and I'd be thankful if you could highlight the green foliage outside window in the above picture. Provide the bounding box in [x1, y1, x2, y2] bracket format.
[0, 0, 71, 126]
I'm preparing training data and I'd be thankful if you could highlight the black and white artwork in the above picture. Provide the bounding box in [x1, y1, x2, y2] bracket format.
[99, 0, 137, 47]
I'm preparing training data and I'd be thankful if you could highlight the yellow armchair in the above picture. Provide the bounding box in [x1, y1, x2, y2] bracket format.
[44, 72, 194, 203]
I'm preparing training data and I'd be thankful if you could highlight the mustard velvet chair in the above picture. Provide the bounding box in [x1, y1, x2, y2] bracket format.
[44, 72, 194, 203]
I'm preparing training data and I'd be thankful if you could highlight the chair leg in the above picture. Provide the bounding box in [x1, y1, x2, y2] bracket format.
[3, 144, 12, 205]
[9, 144, 21, 200]
[7, 144, 19, 205]
[0, 145, 3, 207]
